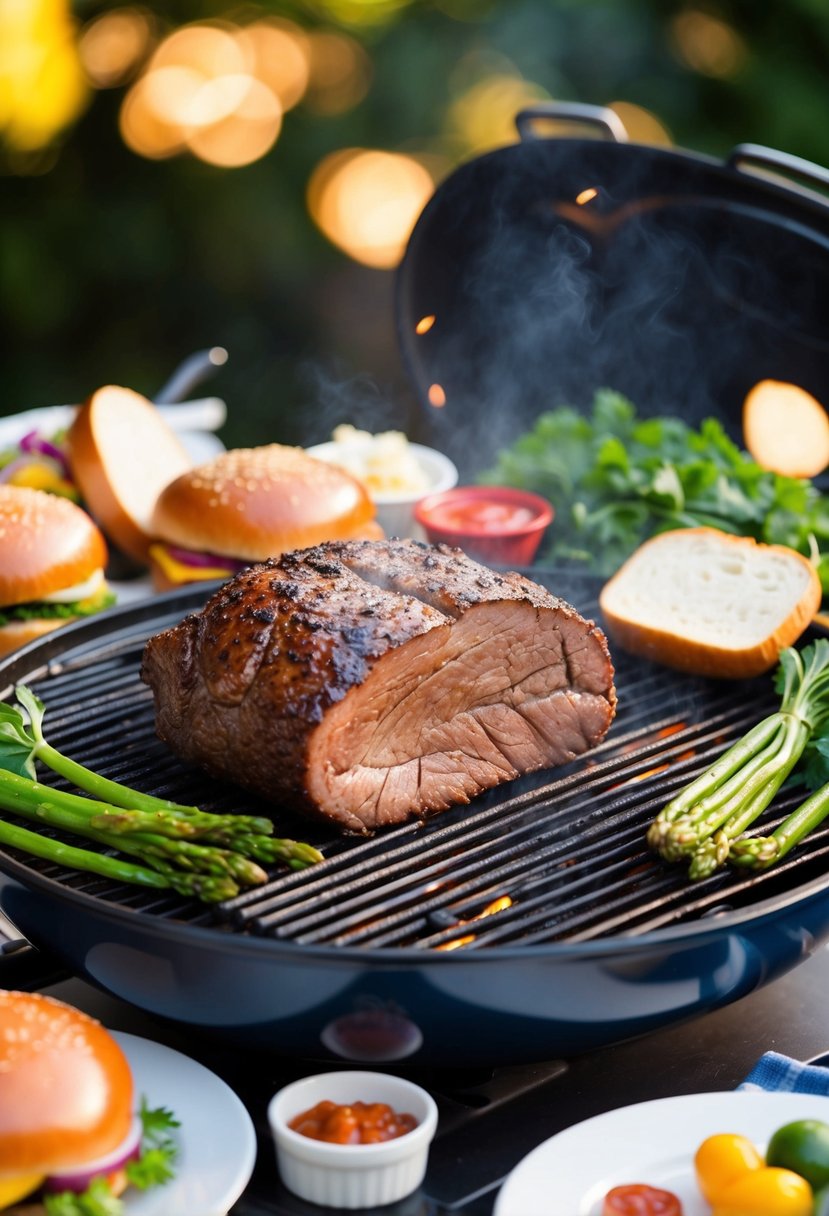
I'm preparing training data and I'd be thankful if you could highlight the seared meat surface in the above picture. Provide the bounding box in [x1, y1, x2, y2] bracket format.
[141, 539, 617, 831]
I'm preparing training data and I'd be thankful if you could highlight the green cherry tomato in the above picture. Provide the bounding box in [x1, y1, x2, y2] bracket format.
[766, 1119, 829, 1190]
[814, 1182, 829, 1216]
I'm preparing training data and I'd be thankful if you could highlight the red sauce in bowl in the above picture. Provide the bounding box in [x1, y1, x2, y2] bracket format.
[414, 485, 554, 565]
[289, 1099, 418, 1145]
[424, 498, 537, 533]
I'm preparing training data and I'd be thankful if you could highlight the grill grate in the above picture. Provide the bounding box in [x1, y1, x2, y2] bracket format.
[0, 579, 825, 952]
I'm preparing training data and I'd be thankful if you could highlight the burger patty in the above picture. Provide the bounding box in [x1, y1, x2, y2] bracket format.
[140, 539, 617, 832]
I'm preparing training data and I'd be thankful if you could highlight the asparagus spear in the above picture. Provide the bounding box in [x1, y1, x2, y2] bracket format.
[730, 781, 829, 870]
[648, 640, 829, 878]
[0, 687, 323, 870]
[0, 685, 325, 902]
[5, 685, 274, 835]
[0, 765, 321, 871]
[0, 818, 171, 889]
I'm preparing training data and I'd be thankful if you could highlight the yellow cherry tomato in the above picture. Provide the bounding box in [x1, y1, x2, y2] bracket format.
[694, 1132, 764, 1203]
[711, 1165, 812, 1216]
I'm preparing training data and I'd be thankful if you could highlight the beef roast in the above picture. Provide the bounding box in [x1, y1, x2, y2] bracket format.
[140, 539, 617, 832]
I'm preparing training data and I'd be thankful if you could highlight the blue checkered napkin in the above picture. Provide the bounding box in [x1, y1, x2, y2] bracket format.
[738, 1051, 829, 1095]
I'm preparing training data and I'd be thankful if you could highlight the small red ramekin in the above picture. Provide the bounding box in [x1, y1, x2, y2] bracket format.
[414, 485, 554, 566]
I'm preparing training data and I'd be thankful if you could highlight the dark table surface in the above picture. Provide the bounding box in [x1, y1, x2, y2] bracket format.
[32, 942, 829, 1216]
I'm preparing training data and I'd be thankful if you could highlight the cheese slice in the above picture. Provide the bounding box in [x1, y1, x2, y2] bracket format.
[0, 1171, 45, 1206]
[41, 567, 106, 604]
[148, 543, 238, 584]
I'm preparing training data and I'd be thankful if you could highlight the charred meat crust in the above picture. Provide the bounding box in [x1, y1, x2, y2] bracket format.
[141, 539, 617, 831]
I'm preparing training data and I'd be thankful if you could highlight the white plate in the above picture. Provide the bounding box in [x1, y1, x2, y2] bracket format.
[494, 1090, 829, 1216]
[112, 1031, 257, 1216]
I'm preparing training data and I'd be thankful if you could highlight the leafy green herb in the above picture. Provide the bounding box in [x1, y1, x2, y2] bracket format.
[648, 640, 829, 878]
[126, 1102, 180, 1190]
[44, 1177, 124, 1216]
[481, 388, 829, 587]
[42, 1103, 180, 1215]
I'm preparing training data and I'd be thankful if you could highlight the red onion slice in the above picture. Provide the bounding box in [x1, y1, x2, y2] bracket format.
[0, 455, 32, 484]
[19, 429, 72, 477]
[42, 1114, 143, 1193]
[165, 544, 250, 571]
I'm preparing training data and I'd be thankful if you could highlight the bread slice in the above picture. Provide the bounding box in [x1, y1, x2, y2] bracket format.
[67, 386, 193, 562]
[598, 527, 822, 678]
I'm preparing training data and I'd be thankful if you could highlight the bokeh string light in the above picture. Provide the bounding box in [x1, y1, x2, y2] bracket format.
[307, 148, 435, 269]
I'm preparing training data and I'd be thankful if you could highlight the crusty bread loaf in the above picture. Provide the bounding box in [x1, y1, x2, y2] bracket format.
[598, 527, 822, 678]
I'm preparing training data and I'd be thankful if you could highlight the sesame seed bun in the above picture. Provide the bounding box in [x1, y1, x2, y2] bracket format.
[67, 385, 193, 562]
[0, 617, 72, 660]
[0, 486, 108, 607]
[0, 990, 134, 1177]
[149, 444, 384, 564]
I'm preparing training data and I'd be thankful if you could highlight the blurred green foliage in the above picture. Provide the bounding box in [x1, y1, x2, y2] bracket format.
[1, 0, 827, 450]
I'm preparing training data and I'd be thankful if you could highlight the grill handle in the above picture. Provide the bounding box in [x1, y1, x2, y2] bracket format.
[728, 143, 829, 197]
[0, 909, 69, 991]
[515, 102, 629, 144]
[0, 935, 69, 991]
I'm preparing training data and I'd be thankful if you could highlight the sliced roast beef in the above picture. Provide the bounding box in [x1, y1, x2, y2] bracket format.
[140, 539, 617, 832]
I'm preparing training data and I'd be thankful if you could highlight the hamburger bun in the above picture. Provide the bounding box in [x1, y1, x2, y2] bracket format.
[0, 990, 134, 1182]
[0, 617, 74, 658]
[0, 486, 110, 659]
[68, 385, 193, 562]
[148, 444, 383, 588]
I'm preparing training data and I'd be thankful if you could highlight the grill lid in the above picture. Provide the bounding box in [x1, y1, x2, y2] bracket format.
[396, 103, 829, 476]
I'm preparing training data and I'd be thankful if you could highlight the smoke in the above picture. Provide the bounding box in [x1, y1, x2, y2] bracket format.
[297, 361, 416, 445]
[397, 141, 829, 479]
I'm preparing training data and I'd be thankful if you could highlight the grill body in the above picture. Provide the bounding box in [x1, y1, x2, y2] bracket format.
[2, 580, 829, 1064]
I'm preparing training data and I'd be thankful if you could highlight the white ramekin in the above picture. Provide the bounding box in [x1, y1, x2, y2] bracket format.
[267, 1069, 439, 1209]
[305, 440, 458, 540]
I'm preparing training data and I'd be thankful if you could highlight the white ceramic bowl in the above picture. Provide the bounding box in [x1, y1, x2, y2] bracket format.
[305, 440, 458, 539]
[267, 1069, 438, 1209]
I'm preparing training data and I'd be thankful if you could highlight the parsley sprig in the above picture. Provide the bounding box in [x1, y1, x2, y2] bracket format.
[43, 1102, 180, 1216]
[482, 388, 829, 588]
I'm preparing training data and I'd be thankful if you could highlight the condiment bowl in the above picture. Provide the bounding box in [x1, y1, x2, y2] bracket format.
[306, 440, 458, 539]
[267, 1069, 438, 1209]
[414, 484, 554, 565]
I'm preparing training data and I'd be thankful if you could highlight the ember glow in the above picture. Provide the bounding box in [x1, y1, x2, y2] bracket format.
[434, 894, 514, 950]
[475, 895, 513, 919]
[416, 315, 436, 335]
[436, 934, 476, 952]
[575, 187, 599, 205]
[428, 383, 446, 407]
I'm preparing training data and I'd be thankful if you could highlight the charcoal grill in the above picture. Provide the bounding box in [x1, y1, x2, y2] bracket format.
[1, 575, 829, 1066]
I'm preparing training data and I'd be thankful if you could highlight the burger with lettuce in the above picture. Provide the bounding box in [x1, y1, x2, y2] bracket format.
[0, 990, 178, 1213]
[0, 485, 114, 658]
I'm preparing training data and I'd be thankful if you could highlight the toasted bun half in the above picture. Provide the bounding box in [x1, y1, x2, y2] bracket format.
[0, 617, 71, 659]
[0, 990, 134, 1177]
[0, 486, 107, 607]
[68, 385, 193, 562]
[599, 527, 822, 679]
[743, 379, 829, 479]
[150, 444, 383, 563]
